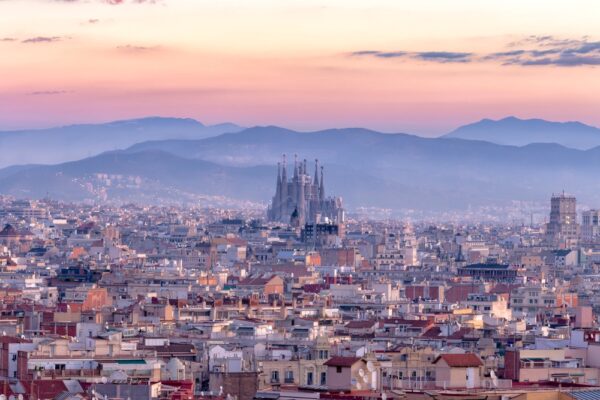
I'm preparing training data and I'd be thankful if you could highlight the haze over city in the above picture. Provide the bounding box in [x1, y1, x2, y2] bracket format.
[2, 2, 600, 400]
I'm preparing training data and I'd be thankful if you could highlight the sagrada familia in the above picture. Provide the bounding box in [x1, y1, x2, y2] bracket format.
[267, 155, 344, 226]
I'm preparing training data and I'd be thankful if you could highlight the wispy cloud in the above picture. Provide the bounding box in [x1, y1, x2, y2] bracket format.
[28, 90, 71, 95]
[22, 36, 62, 44]
[116, 44, 161, 53]
[1, 37, 17, 42]
[351, 50, 472, 63]
[416, 51, 472, 63]
[351, 36, 600, 67]
[487, 36, 600, 67]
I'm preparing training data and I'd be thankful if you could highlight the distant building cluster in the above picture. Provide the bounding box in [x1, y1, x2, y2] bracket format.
[0, 192, 600, 400]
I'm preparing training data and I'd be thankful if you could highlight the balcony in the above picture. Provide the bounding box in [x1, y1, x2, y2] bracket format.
[37, 369, 101, 379]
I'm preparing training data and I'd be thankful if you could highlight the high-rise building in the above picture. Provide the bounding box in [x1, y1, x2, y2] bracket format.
[581, 209, 600, 243]
[267, 155, 344, 226]
[545, 192, 579, 248]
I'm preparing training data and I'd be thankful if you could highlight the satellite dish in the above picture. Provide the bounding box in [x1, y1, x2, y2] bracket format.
[366, 361, 375, 372]
[101, 376, 108, 384]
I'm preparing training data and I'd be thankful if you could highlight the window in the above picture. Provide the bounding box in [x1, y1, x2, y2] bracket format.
[271, 370, 279, 383]
[336, 366, 342, 373]
[285, 370, 294, 383]
[307, 372, 314, 385]
[320, 372, 327, 385]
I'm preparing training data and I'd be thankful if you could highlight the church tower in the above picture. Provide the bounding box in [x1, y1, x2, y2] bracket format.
[267, 155, 343, 225]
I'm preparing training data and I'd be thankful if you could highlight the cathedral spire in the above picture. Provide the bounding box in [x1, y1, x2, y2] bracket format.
[303, 159, 307, 176]
[293, 154, 298, 180]
[314, 159, 319, 186]
[281, 154, 287, 183]
[276, 162, 281, 196]
[319, 165, 325, 201]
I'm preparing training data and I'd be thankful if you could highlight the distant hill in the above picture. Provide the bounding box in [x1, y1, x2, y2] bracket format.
[3, 126, 600, 211]
[444, 116, 600, 149]
[0, 150, 404, 208]
[125, 126, 600, 208]
[0, 150, 272, 205]
[0, 117, 243, 168]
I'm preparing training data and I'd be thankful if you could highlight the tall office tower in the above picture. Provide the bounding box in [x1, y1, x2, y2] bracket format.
[582, 209, 600, 244]
[267, 155, 344, 226]
[545, 192, 579, 248]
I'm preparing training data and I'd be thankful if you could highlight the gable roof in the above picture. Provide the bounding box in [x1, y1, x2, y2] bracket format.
[433, 353, 483, 367]
[345, 320, 378, 329]
[238, 274, 281, 286]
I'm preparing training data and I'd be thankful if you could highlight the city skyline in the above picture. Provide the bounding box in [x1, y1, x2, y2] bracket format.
[1, 0, 600, 134]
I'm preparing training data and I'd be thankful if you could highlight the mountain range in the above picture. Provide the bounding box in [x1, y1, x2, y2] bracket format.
[445, 116, 600, 150]
[1, 117, 600, 211]
[0, 117, 243, 168]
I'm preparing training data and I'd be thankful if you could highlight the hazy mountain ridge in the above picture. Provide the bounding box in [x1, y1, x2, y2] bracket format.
[444, 116, 600, 149]
[0, 117, 243, 168]
[2, 125, 600, 211]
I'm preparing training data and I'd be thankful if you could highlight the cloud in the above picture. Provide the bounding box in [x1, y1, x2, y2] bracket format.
[351, 50, 382, 56]
[351, 50, 472, 63]
[489, 36, 600, 67]
[88, 18, 100, 24]
[22, 36, 62, 43]
[28, 90, 71, 95]
[116, 44, 161, 53]
[351, 36, 600, 67]
[415, 51, 472, 62]
[1, 37, 17, 42]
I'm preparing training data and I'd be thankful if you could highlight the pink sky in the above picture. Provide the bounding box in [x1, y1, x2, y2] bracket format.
[1, 0, 600, 135]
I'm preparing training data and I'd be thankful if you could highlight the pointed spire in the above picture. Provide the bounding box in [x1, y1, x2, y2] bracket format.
[314, 159, 319, 186]
[276, 162, 282, 195]
[281, 154, 287, 183]
[319, 165, 325, 201]
[277, 162, 281, 182]
[293, 154, 298, 179]
[303, 159, 307, 176]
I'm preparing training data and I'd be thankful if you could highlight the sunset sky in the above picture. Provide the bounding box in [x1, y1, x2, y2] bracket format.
[1, 0, 600, 135]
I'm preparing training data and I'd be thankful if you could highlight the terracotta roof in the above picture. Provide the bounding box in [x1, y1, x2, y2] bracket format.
[447, 327, 473, 340]
[420, 326, 442, 338]
[345, 320, 378, 329]
[434, 353, 483, 367]
[238, 274, 279, 286]
[324, 356, 362, 367]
